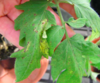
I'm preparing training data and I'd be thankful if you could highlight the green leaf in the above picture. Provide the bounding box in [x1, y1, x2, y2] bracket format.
[47, 25, 65, 56]
[86, 30, 100, 42]
[10, 0, 56, 82]
[11, 33, 41, 82]
[92, 63, 100, 70]
[81, 42, 100, 57]
[89, 56, 100, 64]
[88, 0, 91, 3]
[74, 4, 100, 32]
[48, 2, 57, 7]
[85, 58, 91, 76]
[51, 34, 85, 83]
[66, 0, 90, 6]
[67, 17, 87, 28]
[51, 34, 100, 83]
[60, 0, 100, 32]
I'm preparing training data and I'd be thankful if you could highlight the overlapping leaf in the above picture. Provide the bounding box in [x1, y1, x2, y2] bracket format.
[51, 34, 100, 83]
[47, 25, 65, 56]
[74, 5, 100, 32]
[86, 30, 100, 42]
[67, 17, 87, 28]
[59, 0, 100, 32]
[9, 0, 100, 82]
[10, 0, 57, 82]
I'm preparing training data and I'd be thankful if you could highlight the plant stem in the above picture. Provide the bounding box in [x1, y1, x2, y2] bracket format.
[55, 1, 69, 39]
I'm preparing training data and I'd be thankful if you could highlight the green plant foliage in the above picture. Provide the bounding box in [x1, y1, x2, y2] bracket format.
[47, 25, 65, 56]
[10, 0, 59, 82]
[92, 63, 100, 70]
[85, 59, 91, 76]
[67, 17, 87, 28]
[86, 30, 100, 42]
[9, 0, 100, 83]
[89, 56, 100, 64]
[51, 34, 100, 83]
[59, 0, 100, 32]
[75, 5, 100, 32]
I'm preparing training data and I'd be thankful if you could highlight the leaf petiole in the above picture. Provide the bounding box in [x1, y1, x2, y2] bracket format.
[55, 0, 70, 40]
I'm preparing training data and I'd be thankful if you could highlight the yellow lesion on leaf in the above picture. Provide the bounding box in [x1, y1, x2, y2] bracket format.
[24, 42, 30, 52]
[70, 71, 73, 74]
[40, 39, 49, 58]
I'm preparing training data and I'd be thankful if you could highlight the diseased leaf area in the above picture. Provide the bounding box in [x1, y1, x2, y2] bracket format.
[10, 0, 63, 82]
[51, 34, 100, 83]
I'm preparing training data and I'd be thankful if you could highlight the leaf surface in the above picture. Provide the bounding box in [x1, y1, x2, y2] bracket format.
[86, 30, 100, 42]
[92, 63, 100, 70]
[60, 0, 100, 32]
[47, 25, 65, 56]
[74, 5, 100, 32]
[67, 17, 87, 28]
[51, 34, 100, 83]
[10, 0, 57, 82]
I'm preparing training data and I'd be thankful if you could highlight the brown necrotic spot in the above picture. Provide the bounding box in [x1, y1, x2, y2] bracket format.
[33, 28, 38, 33]
[24, 49, 26, 52]
[22, 57, 24, 59]
[32, 24, 35, 26]
[35, 31, 38, 33]
[30, 61, 33, 63]
[34, 14, 36, 16]
[42, 22, 45, 24]
[25, 22, 28, 25]
[28, 42, 30, 44]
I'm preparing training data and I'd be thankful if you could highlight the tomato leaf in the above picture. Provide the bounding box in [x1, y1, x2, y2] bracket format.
[86, 30, 100, 42]
[89, 56, 100, 64]
[10, 0, 57, 82]
[48, 2, 57, 7]
[74, 4, 100, 32]
[51, 34, 100, 83]
[60, 0, 100, 32]
[92, 63, 100, 70]
[85, 59, 91, 76]
[67, 17, 87, 28]
[47, 25, 65, 56]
